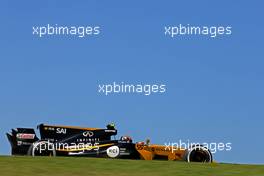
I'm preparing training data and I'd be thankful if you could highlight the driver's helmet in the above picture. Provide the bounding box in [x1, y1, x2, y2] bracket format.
[120, 135, 132, 143]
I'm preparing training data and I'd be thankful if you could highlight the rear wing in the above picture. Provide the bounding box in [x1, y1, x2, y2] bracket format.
[6, 128, 39, 155]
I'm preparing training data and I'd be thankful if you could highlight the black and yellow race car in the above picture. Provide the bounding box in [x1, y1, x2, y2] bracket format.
[6, 123, 213, 163]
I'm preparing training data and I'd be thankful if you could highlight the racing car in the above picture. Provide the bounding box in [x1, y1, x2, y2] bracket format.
[6, 123, 213, 163]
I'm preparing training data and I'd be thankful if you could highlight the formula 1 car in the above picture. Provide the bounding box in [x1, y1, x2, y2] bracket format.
[6, 123, 213, 163]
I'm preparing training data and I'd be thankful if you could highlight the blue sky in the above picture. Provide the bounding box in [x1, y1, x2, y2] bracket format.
[0, 1, 263, 164]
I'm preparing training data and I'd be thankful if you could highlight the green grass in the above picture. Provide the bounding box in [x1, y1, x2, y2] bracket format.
[0, 156, 263, 176]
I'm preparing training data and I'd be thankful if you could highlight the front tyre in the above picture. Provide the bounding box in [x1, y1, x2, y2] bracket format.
[184, 144, 213, 163]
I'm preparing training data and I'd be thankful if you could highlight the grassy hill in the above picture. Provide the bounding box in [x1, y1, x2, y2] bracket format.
[0, 156, 263, 176]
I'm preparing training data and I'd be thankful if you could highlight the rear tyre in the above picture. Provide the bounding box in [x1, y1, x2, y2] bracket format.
[28, 140, 56, 157]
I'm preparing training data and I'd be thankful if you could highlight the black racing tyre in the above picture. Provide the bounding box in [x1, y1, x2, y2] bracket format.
[183, 144, 213, 163]
[27, 140, 56, 157]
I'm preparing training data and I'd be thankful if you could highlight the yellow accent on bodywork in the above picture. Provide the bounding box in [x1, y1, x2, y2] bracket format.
[57, 143, 114, 152]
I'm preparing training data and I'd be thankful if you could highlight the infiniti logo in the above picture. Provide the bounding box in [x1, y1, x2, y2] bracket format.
[83, 131, 94, 137]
